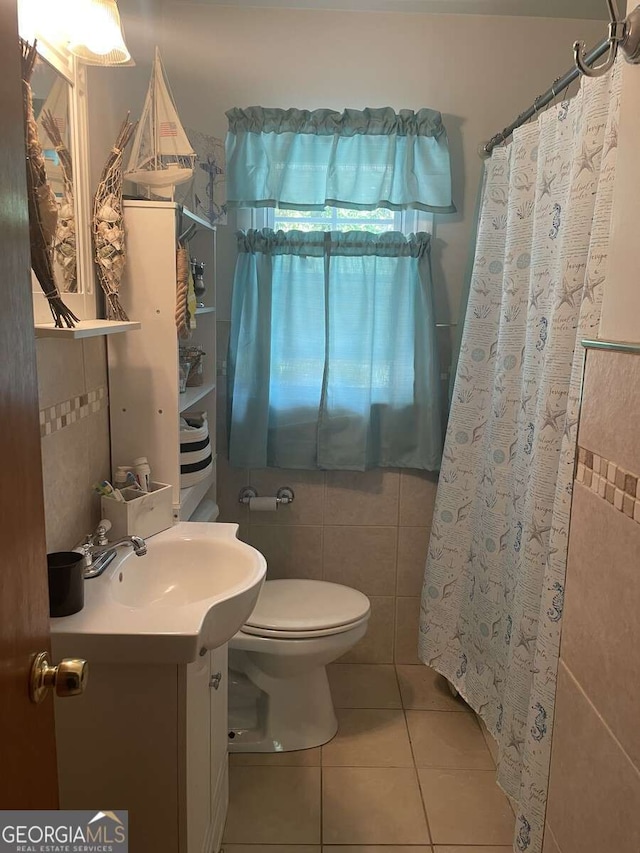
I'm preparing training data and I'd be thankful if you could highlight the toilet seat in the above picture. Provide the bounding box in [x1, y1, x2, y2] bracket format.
[241, 579, 370, 639]
[240, 611, 370, 639]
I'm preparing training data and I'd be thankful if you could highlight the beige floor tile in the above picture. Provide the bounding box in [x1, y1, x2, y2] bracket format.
[418, 769, 514, 846]
[323, 767, 430, 845]
[434, 848, 512, 852]
[407, 710, 494, 770]
[225, 848, 320, 853]
[326, 847, 432, 853]
[397, 665, 470, 712]
[322, 709, 414, 767]
[230, 747, 321, 766]
[224, 767, 321, 844]
[328, 664, 401, 709]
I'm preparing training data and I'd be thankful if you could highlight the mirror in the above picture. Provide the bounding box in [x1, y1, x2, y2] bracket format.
[28, 37, 95, 324]
[31, 55, 77, 292]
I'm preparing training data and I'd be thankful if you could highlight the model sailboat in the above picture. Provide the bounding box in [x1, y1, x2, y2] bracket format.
[125, 47, 196, 199]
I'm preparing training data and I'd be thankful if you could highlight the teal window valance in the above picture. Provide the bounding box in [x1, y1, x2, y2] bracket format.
[225, 106, 455, 213]
[227, 229, 443, 472]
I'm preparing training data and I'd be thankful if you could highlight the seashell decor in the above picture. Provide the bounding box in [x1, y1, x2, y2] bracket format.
[92, 115, 137, 321]
[21, 39, 78, 327]
[41, 108, 77, 292]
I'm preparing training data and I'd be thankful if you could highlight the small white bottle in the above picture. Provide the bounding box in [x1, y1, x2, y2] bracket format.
[132, 456, 151, 492]
[113, 466, 131, 490]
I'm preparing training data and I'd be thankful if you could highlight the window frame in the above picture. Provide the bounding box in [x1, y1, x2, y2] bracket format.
[237, 206, 434, 236]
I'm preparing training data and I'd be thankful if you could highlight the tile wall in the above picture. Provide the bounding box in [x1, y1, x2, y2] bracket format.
[543, 348, 640, 853]
[216, 322, 437, 664]
[36, 337, 111, 553]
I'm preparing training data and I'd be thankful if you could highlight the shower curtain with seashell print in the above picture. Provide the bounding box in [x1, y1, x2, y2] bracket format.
[419, 61, 622, 853]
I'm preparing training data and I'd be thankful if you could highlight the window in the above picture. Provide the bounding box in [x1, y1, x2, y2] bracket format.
[226, 106, 452, 471]
[227, 227, 443, 471]
[238, 207, 434, 236]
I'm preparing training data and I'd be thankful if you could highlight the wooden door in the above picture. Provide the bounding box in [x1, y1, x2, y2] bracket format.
[0, 0, 59, 807]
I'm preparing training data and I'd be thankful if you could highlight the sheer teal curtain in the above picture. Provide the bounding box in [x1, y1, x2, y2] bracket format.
[226, 107, 455, 213]
[227, 229, 443, 471]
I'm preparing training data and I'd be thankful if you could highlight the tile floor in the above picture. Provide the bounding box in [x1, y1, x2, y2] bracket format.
[223, 664, 514, 853]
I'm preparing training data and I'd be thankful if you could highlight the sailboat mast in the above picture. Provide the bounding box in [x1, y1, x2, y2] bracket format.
[153, 47, 160, 172]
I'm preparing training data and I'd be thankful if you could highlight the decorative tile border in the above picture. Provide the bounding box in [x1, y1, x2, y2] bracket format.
[576, 446, 640, 523]
[39, 385, 108, 438]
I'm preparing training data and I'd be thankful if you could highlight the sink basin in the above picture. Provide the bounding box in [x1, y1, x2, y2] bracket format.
[50, 523, 267, 664]
[111, 537, 261, 608]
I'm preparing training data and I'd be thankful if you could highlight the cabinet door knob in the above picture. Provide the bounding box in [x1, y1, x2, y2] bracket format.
[210, 671, 223, 690]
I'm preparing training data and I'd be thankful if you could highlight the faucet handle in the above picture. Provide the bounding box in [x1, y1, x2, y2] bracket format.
[94, 519, 112, 546]
[73, 536, 93, 568]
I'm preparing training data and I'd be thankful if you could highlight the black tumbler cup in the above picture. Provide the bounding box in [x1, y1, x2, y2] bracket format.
[47, 551, 85, 617]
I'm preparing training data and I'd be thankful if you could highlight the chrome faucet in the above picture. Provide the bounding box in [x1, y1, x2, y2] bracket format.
[75, 520, 147, 578]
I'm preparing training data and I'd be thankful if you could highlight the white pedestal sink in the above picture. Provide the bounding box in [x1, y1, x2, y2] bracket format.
[51, 522, 267, 664]
[51, 522, 267, 853]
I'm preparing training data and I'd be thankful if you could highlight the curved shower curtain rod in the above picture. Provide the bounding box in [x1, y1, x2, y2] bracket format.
[480, 2, 640, 158]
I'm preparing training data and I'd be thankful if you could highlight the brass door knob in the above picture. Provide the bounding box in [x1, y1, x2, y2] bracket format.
[29, 651, 88, 704]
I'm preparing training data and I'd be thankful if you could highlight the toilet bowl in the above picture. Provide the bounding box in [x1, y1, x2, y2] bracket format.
[228, 579, 370, 753]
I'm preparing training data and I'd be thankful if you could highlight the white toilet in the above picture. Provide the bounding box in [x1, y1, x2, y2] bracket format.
[228, 579, 370, 752]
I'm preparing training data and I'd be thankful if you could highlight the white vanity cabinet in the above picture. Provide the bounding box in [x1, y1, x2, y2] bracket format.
[184, 645, 230, 853]
[54, 644, 229, 853]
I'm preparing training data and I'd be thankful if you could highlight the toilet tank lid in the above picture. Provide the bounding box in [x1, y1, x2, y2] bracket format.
[244, 579, 371, 632]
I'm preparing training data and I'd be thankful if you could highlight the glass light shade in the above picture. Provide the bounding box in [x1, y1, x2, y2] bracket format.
[66, 0, 132, 66]
[18, 0, 69, 46]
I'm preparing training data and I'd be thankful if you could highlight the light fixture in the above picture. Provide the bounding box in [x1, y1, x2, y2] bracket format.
[18, 0, 69, 46]
[66, 0, 132, 66]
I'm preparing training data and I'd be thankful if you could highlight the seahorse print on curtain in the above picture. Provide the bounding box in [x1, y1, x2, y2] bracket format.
[419, 61, 622, 853]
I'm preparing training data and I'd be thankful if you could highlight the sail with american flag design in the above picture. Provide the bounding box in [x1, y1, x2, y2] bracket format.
[125, 47, 196, 199]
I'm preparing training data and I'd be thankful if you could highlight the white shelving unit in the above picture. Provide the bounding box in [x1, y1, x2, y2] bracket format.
[180, 380, 216, 413]
[180, 472, 216, 523]
[107, 200, 217, 521]
[35, 319, 141, 339]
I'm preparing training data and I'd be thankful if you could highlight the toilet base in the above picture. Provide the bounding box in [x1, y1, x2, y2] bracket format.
[228, 656, 338, 752]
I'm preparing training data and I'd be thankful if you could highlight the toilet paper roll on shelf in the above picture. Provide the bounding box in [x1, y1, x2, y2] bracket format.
[239, 486, 295, 511]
